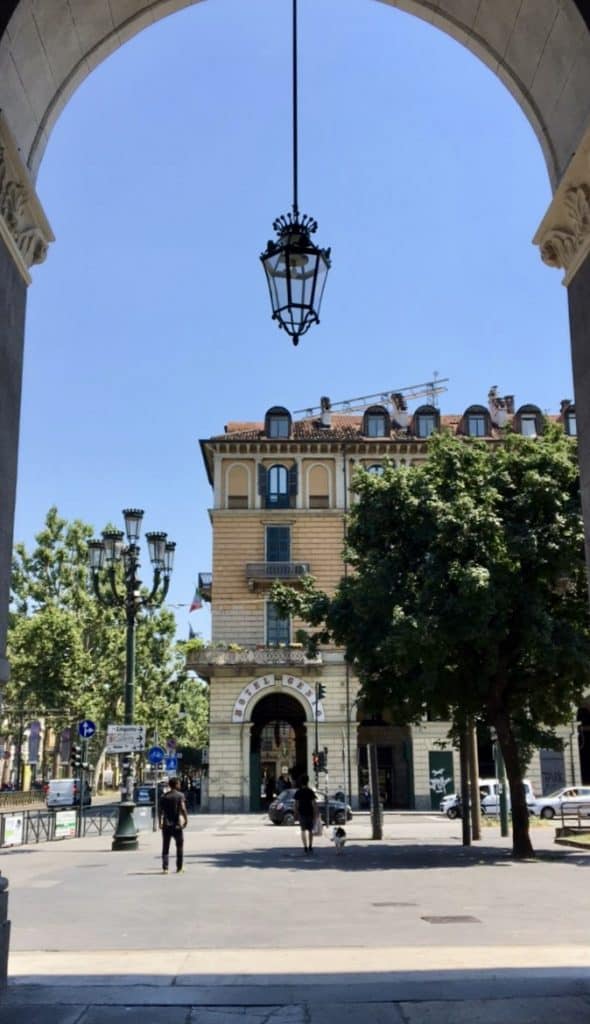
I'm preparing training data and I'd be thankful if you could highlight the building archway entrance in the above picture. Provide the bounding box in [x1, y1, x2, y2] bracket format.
[250, 692, 307, 813]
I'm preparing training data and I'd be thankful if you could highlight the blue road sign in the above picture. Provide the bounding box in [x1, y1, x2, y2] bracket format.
[165, 756, 178, 772]
[147, 746, 165, 766]
[78, 719, 96, 740]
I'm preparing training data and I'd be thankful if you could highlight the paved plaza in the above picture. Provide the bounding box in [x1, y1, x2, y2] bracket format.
[1, 811, 590, 1022]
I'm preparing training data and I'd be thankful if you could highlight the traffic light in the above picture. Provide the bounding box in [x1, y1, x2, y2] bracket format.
[312, 751, 320, 771]
[70, 744, 81, 771]
[317, 748, 328, 772]
[316, 683, 326, 700]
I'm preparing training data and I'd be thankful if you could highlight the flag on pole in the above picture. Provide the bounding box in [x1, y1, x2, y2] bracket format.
[189, 587, 203, 612]
[188, 624, 196, 640]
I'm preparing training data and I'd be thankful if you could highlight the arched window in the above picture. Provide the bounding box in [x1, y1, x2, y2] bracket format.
[258, 463, 298, 509]
[363, 405, 390, 438]
[514, 404, 543, 438]
[562, 403, 577, 437]
[413, 405, 439, 439]
[308, 464, 330, 508]
[367, 464, 384, 476]
[463, 405, 489, 438]
[226, 464, 249, 509]
[265, 406, 292, 439]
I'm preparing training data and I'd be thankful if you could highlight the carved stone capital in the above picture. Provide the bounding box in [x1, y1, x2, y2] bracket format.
[534, 127, 590, 286]
[0, 114, 54, 285]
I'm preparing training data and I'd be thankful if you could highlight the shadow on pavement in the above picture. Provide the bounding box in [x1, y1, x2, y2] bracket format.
[183, 842, 590, 871]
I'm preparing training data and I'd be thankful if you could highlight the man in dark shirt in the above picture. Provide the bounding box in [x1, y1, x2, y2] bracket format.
[159, 777, 188, 874]
[294, 774, 318, 855]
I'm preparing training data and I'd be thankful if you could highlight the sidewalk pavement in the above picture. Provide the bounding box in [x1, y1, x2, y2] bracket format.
[3, 946, 590, 1022]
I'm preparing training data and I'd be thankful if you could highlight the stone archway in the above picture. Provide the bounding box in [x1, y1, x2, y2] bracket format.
[2, 0, 590, 688]
[249, 690, 308, 812]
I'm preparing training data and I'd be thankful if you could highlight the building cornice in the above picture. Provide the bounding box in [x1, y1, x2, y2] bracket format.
[534, 125, 590, 286]
[0, 113, 54, 285]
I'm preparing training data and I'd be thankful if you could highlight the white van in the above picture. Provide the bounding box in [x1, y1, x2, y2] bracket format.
[479, 777, 535, 814]
[45, 778, 91, 808]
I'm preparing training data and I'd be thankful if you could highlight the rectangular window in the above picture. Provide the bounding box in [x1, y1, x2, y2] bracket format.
[266, 601, 290, 645]
[266, 525, 290, 562]
[366, 414, 386, 437]
[567, 413, 577, 437]
[416, 415, 435, 438]
[269, 416, 290, 438]
[520, 415, 537, 437]
[468, 415, 486, 437]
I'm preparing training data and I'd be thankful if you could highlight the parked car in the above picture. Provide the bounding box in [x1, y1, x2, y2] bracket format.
[531, 786, 590, 820]
[439, 793, 462, 819]
[45, 778, 91, 808]
[268, 788, 353, 826]
[479, 778, 535, 815]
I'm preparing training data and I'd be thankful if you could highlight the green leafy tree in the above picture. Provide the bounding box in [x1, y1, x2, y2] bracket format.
[7, 508, 206, 767]
[273, 427, 590, 858]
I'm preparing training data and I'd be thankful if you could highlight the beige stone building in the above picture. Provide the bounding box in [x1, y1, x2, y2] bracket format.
[191, 388, 582, 812]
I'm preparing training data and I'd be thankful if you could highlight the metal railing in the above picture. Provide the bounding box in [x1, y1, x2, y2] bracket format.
[559, 803, 590, 830]
[0, 806, 119, 847]
[246, 561, 310, 581]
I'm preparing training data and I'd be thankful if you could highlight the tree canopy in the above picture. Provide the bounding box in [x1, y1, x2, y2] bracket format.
[6, 508, 208, 762]
[273, 427, 590, 857]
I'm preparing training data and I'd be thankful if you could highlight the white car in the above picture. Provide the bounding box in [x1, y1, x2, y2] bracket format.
[479, 778, 535, 815]
[532, 786, 590, 820]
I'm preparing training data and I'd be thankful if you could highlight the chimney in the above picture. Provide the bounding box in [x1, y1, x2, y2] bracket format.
[320, 395, 332, 427]
[560, 398, 572, 415]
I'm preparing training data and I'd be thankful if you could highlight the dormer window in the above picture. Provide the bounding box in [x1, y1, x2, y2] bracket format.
[515, 404, 542, 438]
[414, 405, 439, 439]
[566, 411, 577, 437]
[463, 405, 489, 438]
[363, 406, 390, 438]
[265, 406, 292, 439]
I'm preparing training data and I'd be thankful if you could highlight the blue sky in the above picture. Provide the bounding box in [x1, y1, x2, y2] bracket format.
[16, 0, 572, 641]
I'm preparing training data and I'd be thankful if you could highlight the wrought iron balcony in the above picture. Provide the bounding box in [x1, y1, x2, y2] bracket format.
[198, 572, 212, 601]
[246, 561, 310, 588]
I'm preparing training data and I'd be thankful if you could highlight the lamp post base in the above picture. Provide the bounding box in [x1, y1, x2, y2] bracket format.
[111, 801, 139, 851]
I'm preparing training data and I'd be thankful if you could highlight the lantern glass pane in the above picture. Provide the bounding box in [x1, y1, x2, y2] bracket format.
[123, 508, 144, 543]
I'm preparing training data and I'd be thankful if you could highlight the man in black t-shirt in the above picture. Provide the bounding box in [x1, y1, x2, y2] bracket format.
[294, 774, 318, 855]
[159, 777, 188, 873]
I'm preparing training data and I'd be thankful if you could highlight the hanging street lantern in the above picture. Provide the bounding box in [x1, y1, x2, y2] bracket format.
[260, 0, 331, 346]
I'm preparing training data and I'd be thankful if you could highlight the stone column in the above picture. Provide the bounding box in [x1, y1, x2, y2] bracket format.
[533, 128, 590, 584]
[0, 113, 54, 690]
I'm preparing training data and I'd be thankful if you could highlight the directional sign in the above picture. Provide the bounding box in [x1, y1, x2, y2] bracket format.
[78, 719, 96, 740]
[105, 724, 146, 753]
[147, 745, 165, 766]
[165, 756, 178, 773]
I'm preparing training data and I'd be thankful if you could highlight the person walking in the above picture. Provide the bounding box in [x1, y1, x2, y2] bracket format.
[294, 774, 318, 855]
[159, 777, 188, 874]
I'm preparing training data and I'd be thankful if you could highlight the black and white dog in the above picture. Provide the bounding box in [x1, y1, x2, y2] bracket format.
[330, 826, 347, 853]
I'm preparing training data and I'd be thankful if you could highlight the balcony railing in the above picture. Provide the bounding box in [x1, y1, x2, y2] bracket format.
[246, 562, 310, 586]
[187, 644, 322, 670]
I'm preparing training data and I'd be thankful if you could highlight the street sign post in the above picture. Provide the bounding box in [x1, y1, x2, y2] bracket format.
[147, 746, 165, 766]
[105, 724, 146, 753]
[165, 755, 178, 773]
[78, 719, 96, 740]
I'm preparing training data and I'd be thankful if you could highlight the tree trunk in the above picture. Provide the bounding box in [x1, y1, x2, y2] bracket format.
[493, 709, 534, 859]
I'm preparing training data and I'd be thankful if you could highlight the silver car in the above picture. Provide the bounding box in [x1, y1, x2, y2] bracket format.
[532, 786, 590, 820]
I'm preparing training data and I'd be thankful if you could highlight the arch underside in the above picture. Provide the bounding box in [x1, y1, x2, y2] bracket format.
[0, 1, 589, 189]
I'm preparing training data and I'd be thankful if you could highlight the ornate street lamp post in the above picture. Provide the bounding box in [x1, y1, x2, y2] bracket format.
[260, 0, 331, 346]
[88, 508, 175, 851]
